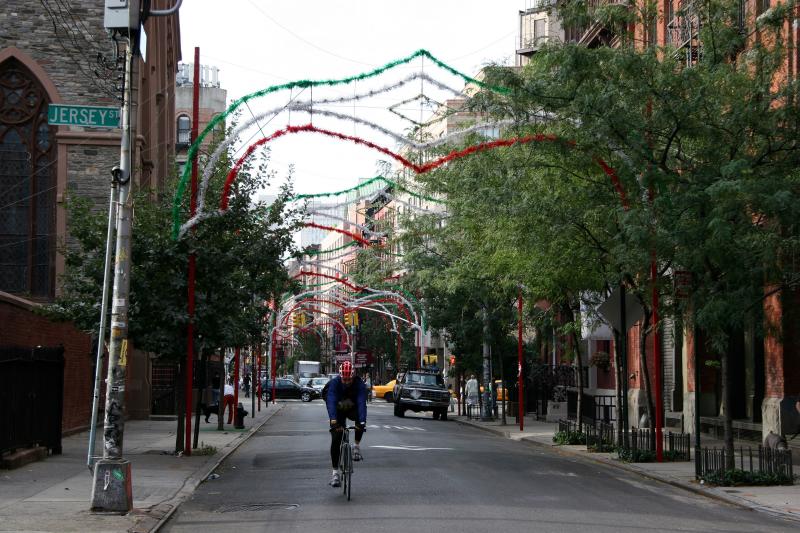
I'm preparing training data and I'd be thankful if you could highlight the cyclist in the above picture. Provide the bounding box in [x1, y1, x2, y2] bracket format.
[326, 360, 367, 487]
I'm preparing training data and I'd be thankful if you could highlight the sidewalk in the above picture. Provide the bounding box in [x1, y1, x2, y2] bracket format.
[452, 411, 800, 523]
[0, 398, 283, 533]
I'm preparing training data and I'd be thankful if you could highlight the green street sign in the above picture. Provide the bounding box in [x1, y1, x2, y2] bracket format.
[47, 104, 120, 128]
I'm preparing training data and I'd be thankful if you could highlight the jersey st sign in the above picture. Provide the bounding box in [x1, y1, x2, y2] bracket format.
[48, 104, 121, 128]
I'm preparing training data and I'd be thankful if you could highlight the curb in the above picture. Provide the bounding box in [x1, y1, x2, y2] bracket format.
[453, 417, 800, 525]
[147, 404, 285, 532]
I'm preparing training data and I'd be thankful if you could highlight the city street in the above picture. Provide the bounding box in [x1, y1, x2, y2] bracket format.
[163, 401, 796, 533]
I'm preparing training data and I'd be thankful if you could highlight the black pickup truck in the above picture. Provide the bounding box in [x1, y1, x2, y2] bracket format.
[393, 369, 450, 420]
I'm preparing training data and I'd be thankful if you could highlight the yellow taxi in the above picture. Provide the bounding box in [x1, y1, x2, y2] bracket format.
[372, 379, 397, 402]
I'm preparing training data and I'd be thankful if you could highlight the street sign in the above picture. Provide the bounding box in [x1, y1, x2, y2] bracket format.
[48, 104, 120, 128]
[597, 286, 645, 332]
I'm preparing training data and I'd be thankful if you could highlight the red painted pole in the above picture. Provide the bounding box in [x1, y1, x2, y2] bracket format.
[518, 288, 524, 431]
[184, 48, 200, 455]
[233, 347, 240, 410]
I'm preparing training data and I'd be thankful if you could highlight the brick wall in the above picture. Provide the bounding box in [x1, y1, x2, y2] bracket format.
[0, 293, 94, 434]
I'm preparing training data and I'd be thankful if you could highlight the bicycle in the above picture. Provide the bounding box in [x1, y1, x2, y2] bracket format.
[336, 425, 358, 500]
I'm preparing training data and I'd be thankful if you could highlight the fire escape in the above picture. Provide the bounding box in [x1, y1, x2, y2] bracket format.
[667, 0, 703, 66]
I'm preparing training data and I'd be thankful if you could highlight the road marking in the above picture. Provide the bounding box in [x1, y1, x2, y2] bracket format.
[370, 424, 426, 431]
[370, 445, 453, 451]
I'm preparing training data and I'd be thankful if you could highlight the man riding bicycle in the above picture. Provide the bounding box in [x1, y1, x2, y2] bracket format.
[326, 360, 367, 487]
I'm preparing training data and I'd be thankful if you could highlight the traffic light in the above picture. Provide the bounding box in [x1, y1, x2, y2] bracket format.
[449, 355, 456, 366]
[293, 312, 306, 327]
[344, 311, 359, 327]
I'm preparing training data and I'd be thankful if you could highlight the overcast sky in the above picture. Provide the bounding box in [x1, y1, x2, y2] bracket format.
[179, 0, 530, 197]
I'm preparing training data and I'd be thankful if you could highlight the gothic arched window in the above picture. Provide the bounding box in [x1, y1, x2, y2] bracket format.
[0, 58, 56, 297]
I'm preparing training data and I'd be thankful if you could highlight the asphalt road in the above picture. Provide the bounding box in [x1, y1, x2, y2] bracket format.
[163, 400, 796, 533]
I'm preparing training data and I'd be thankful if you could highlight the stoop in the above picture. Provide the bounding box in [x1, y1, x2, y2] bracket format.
[1, 446, 48, 469]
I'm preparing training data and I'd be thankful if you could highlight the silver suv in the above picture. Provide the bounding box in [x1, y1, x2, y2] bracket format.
[393, 370, 450, 420]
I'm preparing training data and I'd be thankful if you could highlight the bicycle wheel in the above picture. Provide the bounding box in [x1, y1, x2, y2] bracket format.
[341, 447, 349, 495]
[345, 442, 353, 500]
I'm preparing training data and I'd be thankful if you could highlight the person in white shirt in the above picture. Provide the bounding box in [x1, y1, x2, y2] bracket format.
[465, 374, 479, 409]
[223, 381, 235, 424]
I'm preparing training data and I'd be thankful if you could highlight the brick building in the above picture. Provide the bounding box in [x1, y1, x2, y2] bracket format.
[0, 1, 181, 433]
[515, 0, 799, 441]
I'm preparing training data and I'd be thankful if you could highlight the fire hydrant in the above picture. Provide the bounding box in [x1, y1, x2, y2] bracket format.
[234, 402, 248, 429]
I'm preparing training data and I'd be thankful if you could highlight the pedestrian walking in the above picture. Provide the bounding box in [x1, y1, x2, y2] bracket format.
[243, 372, 251, 398]
[223, 380, 235, 424]
[211, 372, 221, 405]
[364, 373, 372, 403]
[465, 374, 479, 417]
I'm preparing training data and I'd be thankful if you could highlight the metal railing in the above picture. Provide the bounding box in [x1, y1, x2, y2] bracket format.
[624, 427, 691, 461]
[696, 446, 794, 483]
[585, 421, 616, 452]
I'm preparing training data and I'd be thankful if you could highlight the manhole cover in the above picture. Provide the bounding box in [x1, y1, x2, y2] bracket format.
[216, 503, 299, 513]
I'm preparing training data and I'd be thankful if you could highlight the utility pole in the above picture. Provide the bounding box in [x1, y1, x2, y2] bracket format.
[90, 33, 136, 514]
[90, 0, 182, 513]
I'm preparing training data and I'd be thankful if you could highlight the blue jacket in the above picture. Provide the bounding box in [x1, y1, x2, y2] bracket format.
[326, 376, 367, 424]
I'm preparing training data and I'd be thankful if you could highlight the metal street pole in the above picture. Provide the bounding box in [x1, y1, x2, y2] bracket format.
[90, 38, 137, 513]
[518, 288, 524, 431]
[87, 182, 118, 470]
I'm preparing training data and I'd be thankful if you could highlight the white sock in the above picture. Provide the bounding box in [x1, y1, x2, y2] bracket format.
[332, 469, 338, 476]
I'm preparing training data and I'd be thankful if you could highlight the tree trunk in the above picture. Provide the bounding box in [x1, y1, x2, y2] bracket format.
[573, 328, 585, 434]
[193, 350, 207, 449]
[175, 363, 185, 453]
[564, 303, 585, 434]
[481, 305, 493, 421]
[613, 328, 624, 447]
[722, 337, 734, 470]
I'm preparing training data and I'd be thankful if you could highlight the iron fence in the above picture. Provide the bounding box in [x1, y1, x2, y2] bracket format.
[558, 419, 578, 434]
[585, 421, 616, 451]
[696, 446, 794, 483]
[625, 427, 691, 461]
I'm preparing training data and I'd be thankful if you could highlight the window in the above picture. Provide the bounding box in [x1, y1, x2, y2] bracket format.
[533, 18, 546, 45]
[0, 58, 56, 297]
[176, 115, 190, 146]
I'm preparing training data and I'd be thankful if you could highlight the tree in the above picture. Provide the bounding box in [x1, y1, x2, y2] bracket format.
[456, 0, 800, 462]
[47, 126, 302, 449]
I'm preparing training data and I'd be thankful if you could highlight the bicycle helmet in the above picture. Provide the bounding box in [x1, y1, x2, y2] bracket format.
[339, 360, 354, 379]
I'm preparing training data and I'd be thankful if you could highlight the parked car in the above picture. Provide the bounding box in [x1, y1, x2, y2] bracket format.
[308, 376, 330, 393]
[372, 380, 397, 402]
[260, 378, 319, 402]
